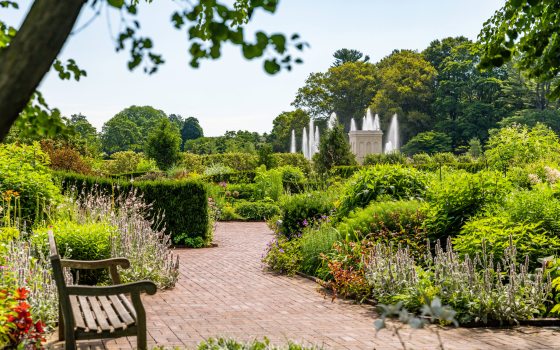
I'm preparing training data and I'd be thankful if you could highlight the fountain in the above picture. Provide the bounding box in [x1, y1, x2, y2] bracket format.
[364, 110, 374, 131]
[361, 116, 367, 131]
[350, 118, 357, 131]
[328, 112, 338, 129]
[302, 127, 308, 159]
[384, 114, 399, 154]
[308, 119, 315, 159]
[373, 114, 380, 131]
[290, 129, 296, 153]
[314, 126, 320, 154]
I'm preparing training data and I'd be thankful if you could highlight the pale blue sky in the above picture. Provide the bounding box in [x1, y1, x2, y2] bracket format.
[3, 0, 504, 136]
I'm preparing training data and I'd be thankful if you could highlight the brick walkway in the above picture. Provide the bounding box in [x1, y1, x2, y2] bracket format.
[50, 222, 560, 350]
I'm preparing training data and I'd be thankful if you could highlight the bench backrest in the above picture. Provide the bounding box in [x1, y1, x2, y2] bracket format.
[48, 230, 75, 328]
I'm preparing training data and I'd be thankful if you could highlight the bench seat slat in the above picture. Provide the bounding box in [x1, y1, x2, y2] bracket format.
[69, 296, 86, 330]
[118, 294, 138, 320]
[98, 296, 127, 330]
[78, 295, 99, 332]
[88, 296, 112, 332]
[109, 295, 136, 326]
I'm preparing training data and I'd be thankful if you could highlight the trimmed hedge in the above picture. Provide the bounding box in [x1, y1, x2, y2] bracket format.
[202, 153, 259, 172]
[279, 191, 336, 239]
[55, 171, 210, 245]
[107, 171, 149, 179]
[233, 200, 281, 221]
[201, 170, 256, 184]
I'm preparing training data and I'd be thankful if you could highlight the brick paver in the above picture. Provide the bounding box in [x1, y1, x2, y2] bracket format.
[50, 222, 560, 349]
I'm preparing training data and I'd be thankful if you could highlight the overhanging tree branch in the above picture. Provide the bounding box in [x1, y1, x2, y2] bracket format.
[0, 0, 85, 140]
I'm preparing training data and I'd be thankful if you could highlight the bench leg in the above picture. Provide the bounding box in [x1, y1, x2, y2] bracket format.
[132, 293, 147, 350]
[137, 322, 147, 350]
[64, 319, 76, 350]
[65, 339, 76, 350]
[58, 307, 65, 341]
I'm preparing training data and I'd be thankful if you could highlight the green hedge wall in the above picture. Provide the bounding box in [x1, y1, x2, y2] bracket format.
[201, 170, 257, 184]
[55, 172, 210, 245]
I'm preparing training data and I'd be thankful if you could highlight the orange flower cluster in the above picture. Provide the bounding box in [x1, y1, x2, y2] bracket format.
[2, 190, 20, 201]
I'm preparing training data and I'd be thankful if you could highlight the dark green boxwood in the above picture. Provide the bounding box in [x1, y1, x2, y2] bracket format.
[201, 170, 257, 184]
[55, 171, 210, 245]
[234, 200, 281, 221]
[279, 191, 335, 239]
[226, 183, 257, 200]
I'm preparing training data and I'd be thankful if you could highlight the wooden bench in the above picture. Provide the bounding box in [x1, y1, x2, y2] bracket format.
[48, 230, 157, 350]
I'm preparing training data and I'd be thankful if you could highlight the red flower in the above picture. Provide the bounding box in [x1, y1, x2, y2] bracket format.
[35, 321, 45, 334]
[14, 287, 28, 301]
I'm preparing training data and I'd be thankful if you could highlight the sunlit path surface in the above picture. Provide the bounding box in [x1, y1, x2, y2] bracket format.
[50, 222, 560, 350]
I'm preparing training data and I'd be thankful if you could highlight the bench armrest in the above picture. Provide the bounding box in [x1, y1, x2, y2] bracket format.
[61, 258, 130, 270]
[66, 281, 157, 296]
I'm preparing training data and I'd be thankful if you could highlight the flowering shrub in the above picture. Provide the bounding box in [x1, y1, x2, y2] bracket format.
[365, 239, 551, 324]
[0, 284, 45, 349]
[278, 191, 336, 239]
[42, 188, 180, 289]
[320, 240, 374, 301]
[261, 236, 301, 275]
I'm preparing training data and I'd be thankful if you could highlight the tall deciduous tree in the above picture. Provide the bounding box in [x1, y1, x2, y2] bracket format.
[0, 0, 307, 141]
[101, 115, 143, 155]
[401, 131, 452, 156]
[423, 36, 470, 72]
[101, 105, 168, 154]
[370, 49, 437, 144]
[67, 114, 101, 155]
[145, 118, 181, 170]
[269, 109, 310, 152]
[181, 117, 204, 149]
[293, 62, 378, 131]
[431, 41, 513, 147]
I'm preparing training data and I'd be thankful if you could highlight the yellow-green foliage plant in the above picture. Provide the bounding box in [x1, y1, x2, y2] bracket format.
[0, 143, 61, 225]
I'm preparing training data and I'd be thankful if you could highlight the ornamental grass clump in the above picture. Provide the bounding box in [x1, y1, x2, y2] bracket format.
[59, 186, 180, 289]
[365, 237, 551, 324]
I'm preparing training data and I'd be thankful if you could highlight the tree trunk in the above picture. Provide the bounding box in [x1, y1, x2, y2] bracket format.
[0, 0, 85, 140]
